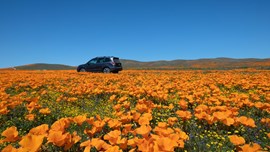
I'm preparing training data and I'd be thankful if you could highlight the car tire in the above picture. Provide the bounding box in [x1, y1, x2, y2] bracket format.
[79, 68, 86, 72]
[103, 67, 110, 73]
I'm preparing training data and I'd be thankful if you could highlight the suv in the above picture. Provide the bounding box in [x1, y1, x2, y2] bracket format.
[77, 56, 123, 73]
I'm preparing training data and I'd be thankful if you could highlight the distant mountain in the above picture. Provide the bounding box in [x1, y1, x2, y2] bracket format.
[120, 58, 270, 70]
[2, 58, 270, 70]
[14, 63, 75, 70]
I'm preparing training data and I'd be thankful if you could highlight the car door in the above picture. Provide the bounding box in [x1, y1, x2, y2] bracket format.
[96, 58, 105, 71]
[86, 58, 98, 72]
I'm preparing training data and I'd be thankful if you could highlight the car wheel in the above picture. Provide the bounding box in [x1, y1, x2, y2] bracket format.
[79, 68, 86, 72]
[103, 67, 110, 73]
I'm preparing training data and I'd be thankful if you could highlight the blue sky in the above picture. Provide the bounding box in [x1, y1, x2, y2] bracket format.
[0, 0, 270, 68]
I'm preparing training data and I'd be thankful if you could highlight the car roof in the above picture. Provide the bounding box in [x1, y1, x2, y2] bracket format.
[96, 56, 119, 58]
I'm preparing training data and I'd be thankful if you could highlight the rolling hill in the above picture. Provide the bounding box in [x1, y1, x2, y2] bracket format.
[120, 58, 270, 70]
[2, 58, 270, 70]
[14, 63, 75, 70]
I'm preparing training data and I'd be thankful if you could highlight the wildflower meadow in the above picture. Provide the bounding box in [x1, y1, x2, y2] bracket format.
[0, 70, 269, 152]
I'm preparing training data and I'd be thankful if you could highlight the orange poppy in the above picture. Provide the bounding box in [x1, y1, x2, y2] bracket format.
[156, 137, 178, 151]
[39, 108, 51, 115]
[105, 145, 123, 152]
[254, 102, 265, 109]
[29, 124, 49, 136]
[108, 119, 122, 129]
[118, 96, 128, 103]
[194, 112, 207, 120]
[127, 138, 137, 148]
[176, 110, 192, 121]
[174, 128, 189, 141]
[56, 96, 63, 102]
[50, 118, 70, 132]
[95, 115, 102, 121]
[26, 102, 41, 113]
[178, 100, 188, 110]
[104, 130, 121, 145]
[91, 138, 109, 151]
[86, 117, 95, 125]
[47, 131, 67, 147]
[72, 132, 81, 144]
[120, 114, 133, 124]
[245, 118, 256, 128]
[153, 124, 174, 137]
[123, 101, 130, 109]
[239, 143, 261, 152]
[84, 127, 96, 137]
[25, 114, 35, 121]
[155, 104, 162, 109]
[138, 116, 151, 126]
[136, 103, 148, 113]
[228, 135, 245, 146]
[92, 120, 105, 132]
[117, 137, 128, 150]
[131, 111, 141, 121]
[113, 104, 122, 112]
[237, 116, 256, 128]
[67, 97, 78, 102]
[168, 103, 174, 110]
[0, 107, 9, 115]
[222, 117, 235, 126]
[135, 125, 152, 138]
[104, 117, 112, 123]
[213, 110, 232, 121]
[167, 117, 178, 126]
[261, 118, 270, 125]
[1, 126, 19, 142]
[206, 115, 215, 125]
[114, 111, 124, 117]
[168, 133, 180, 142]
[19, 134, 44, 152]
[157, 122, 167, 128]
[80, 140, 91, 152]
[1, 145, 17, 152]
[63, 131, 81, 150]
[177, 139, 185, 148]
[109, 95, 117, 102]
[128, 148, 136, 152]
[136, 138, 154, 152]
[194, 104, 208, 113]
[73, 115, 87, 126]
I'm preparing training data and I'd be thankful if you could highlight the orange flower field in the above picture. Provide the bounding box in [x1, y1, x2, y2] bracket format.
[0, 70, 270, 151]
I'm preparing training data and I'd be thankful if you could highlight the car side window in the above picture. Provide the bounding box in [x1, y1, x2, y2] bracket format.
[104, 58, 111, 62]
[88, 58, 97, 64]
[97, 58, 105, 63]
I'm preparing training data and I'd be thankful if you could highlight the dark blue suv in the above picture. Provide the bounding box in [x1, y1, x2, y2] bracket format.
[77, 56, 123, 73]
